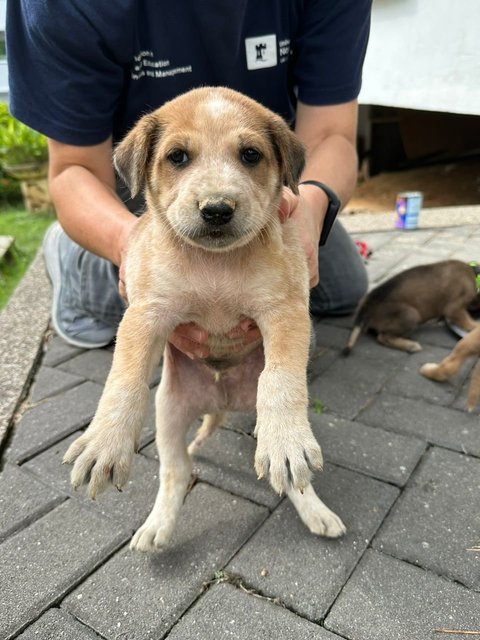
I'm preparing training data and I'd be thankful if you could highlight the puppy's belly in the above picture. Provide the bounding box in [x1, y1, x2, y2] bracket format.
[167, 342, 265, 413]
[203, 335, 262, 371]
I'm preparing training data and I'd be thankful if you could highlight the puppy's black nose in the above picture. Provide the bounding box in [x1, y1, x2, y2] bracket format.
[199, 199, 235, 226]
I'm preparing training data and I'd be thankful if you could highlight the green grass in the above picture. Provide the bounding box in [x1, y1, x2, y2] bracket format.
[0, 207, 55, 309]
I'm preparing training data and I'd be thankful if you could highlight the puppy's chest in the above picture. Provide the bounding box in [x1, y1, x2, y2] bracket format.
[179, 270, 255, 331]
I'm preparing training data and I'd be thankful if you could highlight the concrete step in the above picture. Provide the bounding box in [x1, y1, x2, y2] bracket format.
[0, 235, 15, 263]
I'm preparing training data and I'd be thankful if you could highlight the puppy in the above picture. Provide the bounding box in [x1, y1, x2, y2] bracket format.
[63, 87, 346, 551]
[420, 324, 480, 411]
[343, 260, 480, 354]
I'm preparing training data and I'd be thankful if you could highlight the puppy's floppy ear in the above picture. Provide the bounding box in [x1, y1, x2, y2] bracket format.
[113, 112, 160, 198]
[268, 116, 306, 195]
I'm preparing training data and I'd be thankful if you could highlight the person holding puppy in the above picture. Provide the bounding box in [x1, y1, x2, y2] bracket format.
[6, 0, 371, 355]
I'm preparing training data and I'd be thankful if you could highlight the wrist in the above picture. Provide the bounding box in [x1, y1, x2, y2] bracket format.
[115, 214, 139, 267]
[299, 180, 341, 245]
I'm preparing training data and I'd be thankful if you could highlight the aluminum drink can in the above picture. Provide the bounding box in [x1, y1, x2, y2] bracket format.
[395, 191, 423, 230]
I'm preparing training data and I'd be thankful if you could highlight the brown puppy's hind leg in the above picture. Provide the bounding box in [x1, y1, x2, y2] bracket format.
[445, 307, 479, 333]
[377, 333, 422, 353]
[376, 305, 422, 352]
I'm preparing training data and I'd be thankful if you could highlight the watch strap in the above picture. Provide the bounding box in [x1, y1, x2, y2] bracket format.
[299, 180, 341, 246]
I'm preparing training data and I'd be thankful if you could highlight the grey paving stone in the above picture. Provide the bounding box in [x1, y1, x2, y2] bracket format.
[25, 433, 162, 531]
[56, 349, 114, 385]
[351, 230, 397, 253]
[373, 447, 480, 590]
[386, 250, 450, 276]
[41, 335, 83, 367]
[0, 500, 129, 640]
[29, 365, 84, 403]
[16, 608, 100, 640]
[227, 464, 399, 621]
[365, 249, 408, 285]
[411, 322, 459, 349]
[308, 354, 390, 420]
[310, 412, 426, 486]
[307, 345, 338, 382]
[54, 344, 162, 387]
[166, 582, 341, 640]
[325, 549, 480, 640]
[143, 427, 282, 509]
[63, 483, 268, 640]
[384, 344, 473, 406]
[0, 463, 65, 543]
[7, 381, 103, 464]
[358, 392, 480, 456]
[222, 411, 257, 435]
[313, 323, 351, 350]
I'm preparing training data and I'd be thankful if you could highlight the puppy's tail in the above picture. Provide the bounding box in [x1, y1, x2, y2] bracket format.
[342, 295, 370, 356]
[342, 324, 363, 356]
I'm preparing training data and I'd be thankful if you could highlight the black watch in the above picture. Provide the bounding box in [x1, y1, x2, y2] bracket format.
[299, 180, 341, 245]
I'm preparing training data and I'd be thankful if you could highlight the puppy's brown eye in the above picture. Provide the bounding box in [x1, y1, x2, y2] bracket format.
[168, 149, 189, 167]
[241, 147, 261, 166]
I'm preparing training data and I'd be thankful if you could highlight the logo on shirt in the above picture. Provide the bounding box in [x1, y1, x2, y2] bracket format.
[245, 35, 278, 70]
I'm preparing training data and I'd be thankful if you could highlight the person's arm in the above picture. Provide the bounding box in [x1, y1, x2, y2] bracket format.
[280, 99, 359, 287]
[47, 137, 138, 270]
[48, 137, 211, 356]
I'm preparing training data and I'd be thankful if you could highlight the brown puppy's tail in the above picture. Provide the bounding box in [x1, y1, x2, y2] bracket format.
[342, 295, 369, 356]
[342, 324, 363, 356]
[467, 358, 480, 412]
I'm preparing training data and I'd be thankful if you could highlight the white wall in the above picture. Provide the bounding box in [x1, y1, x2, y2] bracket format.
[359, 0, 480, 115]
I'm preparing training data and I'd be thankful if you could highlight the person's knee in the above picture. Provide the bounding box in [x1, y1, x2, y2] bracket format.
[309, 222, 369, 317]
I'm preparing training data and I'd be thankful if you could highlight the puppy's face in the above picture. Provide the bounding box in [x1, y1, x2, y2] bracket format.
[115, 87, 304, 251]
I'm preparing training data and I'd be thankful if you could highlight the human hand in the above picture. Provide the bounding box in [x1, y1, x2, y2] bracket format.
[168, 319, 261, 360]
[279, 186, 325, 288]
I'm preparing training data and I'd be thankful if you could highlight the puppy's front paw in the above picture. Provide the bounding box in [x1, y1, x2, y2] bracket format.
[130, 517, 173, 553]
[63, 423, 135, 499]
[419, 362, 446, 381]
[254, 420, 323, 495]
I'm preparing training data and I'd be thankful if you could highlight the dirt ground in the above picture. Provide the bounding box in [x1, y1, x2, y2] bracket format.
[344, 160, 480, 213]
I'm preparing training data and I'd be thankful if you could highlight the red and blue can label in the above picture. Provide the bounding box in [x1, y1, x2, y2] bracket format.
[395, 191, 423, 230]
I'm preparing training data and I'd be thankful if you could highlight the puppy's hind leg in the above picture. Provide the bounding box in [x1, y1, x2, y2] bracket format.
[287, 484, 346, 538]
[377, 333, 422, 353]
[131, 359, 197, 552]
[445, 307, 479, 333]
[188, 412, 226, 456]
[377, 305, 422, 352]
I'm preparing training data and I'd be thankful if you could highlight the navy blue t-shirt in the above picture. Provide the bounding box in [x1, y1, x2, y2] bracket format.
[7, 0, 371, 146]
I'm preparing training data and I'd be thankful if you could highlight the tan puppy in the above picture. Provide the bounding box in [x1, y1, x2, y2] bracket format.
[343, 260, 480, 354]
[420, 325, 480, 411]
[63, 87, 346, 551]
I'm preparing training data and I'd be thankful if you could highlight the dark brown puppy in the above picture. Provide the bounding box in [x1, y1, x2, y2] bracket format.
[343, 260, 480, 354]
[420, 324, 480, 411]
